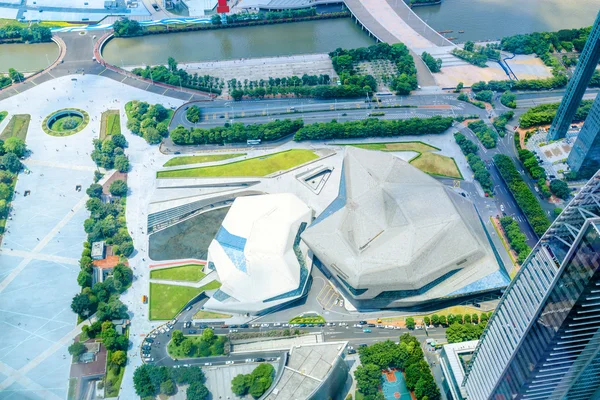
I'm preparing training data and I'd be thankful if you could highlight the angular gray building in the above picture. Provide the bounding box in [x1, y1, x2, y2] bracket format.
[548, 11, 600, 141]
[302, 147, 508, 309]
[463, 170, 600, 400]
[567, 93, 600, 179]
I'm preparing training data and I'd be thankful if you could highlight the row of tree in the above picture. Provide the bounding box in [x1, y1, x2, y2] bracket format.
[499, 216, 531, 264]
[330, 42, 418, 95]
[493, 154, 551, 236]
[231, 363, 275, 398]
[454, 133, 493, 195]
[500, 91, 517, 108]
[500, 26, 591, 57]
[421, 51, 442, 72]
[131, 60, 223, 95]
[471, 73, 568, 93]
[355, 334, 440, 400]
[0, 23, 52, 43]
[0, 135, 27, 231]
[170, 118, 303, 145]
[445, 322, 487, 344]
[457, 92, 486, 109]
[294, 116, 454, 141]
[133, 364, 209, 399]
[125, 100, 171, 144]
[519, 99, 593, 128]
[170, 328, 227, 358]
[468, 120, 498, 148]
[425, 311, 493, 327]
[0, 68, 25, 89]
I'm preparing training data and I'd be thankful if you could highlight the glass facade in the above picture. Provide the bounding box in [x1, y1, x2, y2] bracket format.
[464, 172, 600, 400]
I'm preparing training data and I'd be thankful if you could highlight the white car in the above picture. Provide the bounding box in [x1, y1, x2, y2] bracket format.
[261, 323, 269, 327]
[225, 360, 235, 365]
[245, 358, 254, 363]
[354, 324, 362, 328]
[229, 329, 239, 333]
[282, 323, 289, 327]
[204, 362, 212, 366]
[273, 322, 281, 327]
[500, 204, 505, 212]
[394, 326, 402, 330]
[386, 325, 395, 329]
[143, 358, 154, 362]
[252, 324, 260, 328]
[339, 322, 347, 326]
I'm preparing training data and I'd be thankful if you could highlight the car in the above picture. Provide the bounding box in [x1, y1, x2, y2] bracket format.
[334, 299, 339, 306]
[199, 324, 208, 329]
[354, 324, 362, 328]
[347, 348, 357, 354]
[174, 151, 181, 154]
[273, 322, 281, 327]
[240, 324, 249, 328]
[142, 353, 151, 358]
[252, 324, 260, 328]
[149, 334, 157, 339]
[316, 323, 324, 327]
[359, 344, 368, 348]
[142, 345, 151, 351]
[188, 330, 197, 334]
[255, 358, 265, 362]
[204, 362, 212, 366]
[222, 325, 229, 329]
[145, 338, 154, 343]
[386, 325, 394, 329]
[229, 325, 238, 328]
[339, 300, 344, 307]
[229, 329, 239, 333]
[339, 323, 347, 326]
[326, 322, 335, 326]
[260, 323, 269, 327]
[367, 324, 376, 327]
[358, 321, 367, 325]
[377, 325, 385, 329]
[245, 358, 254, 363]
[144, 357, 154, 362]
[461, 192, 466, 197]
[299, 324, 307, 327]
[225, 360, 235, 365]
[416, 325, 423, 330]
[394, 326, 402, 330]
[363, 328, 372, 333]
[500, 204, 505, 212]
[185, 306, 192, 312]
[219, 115, 225, 118]
[282, 323, 289, 327]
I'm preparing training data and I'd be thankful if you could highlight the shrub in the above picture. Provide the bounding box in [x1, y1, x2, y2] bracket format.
[109, 180, 128, 197]
[549, 179, 570, 199]
[500, 91, 517, 108]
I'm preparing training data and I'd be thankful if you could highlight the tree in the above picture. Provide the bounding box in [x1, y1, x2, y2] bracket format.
[439, 315, 447, 326]
[354, 363, 382, 397]
[2, 152, 21, 173]
[68, 341, 87, 357]
[160, 379, 176, 396]
[4, 137, 26, 157]
[109, 180, 128, 197]
[172, 330, 185, 346]
[111, 350, 127, 366]
[201, 328, 215, 342]
[86, 184, 103, 198]
[231, 89, 244, 101]
[114, 155, 130, 172]
[232, 374, 250, 396]
[455, 82, 464, 92]
[406, 317, 415, 329]
[133, 364, 158, 397]
[8, 68, 24, 83]
[71, 293, 96, 318]
[0, 183, 10, 201]
[550, 179, 570, 199]
[186, 105, 201, 123]
[431, 314, 440, 325]
[211, 14, 222, 25]
[415, 376, 441, 400]
[464, 41, 475, 52]
[77, 270, 93, 288]
[424, 316, 431, 326]
[167, 57, 178, 73]
[187, 381, 209, 400]
[472, 313, 479, 324]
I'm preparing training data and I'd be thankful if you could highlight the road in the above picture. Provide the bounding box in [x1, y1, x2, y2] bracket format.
[141, 319, 448, 368]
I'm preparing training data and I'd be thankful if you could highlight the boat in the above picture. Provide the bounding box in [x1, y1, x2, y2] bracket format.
[438, 30, 453, 34]
[447, 37, 457, 40]
[458, 30, 465, 33]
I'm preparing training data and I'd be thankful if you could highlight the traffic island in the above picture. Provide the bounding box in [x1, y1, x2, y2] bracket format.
[42, 108, 89, 137]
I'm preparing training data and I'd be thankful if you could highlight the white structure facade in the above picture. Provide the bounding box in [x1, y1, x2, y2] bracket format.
[204, 193, 313, 315]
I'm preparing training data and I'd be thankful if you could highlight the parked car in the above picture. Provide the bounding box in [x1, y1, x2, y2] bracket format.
[204, 362, 212, 366]
[299, 324, 307, 327]
[145, 338, 154, 343]
[144, 358, 154, 362]
[245, 358, 254, 363]
[255, 358, 265, 362]
[185, 306, 192, 311]
[188, 330, 197, 334]
[347, 349, 357, 354]
[142, 345, 151, 351]
[363, 328, 372, 333]
[359, 321, 367, 325]
[367, 324, 376, 327]
[240, 324, 249, 328]
[225, 360, 235, 365]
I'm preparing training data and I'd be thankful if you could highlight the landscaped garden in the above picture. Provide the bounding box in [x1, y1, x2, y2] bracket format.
[231, 363, 275, 398]
[125, 100, 173, 144]
[42, 108, 89, 136]
[0, 111, 7, 124]
[346, 141, 462, 179]
[289, 314, 326, 325]
[0, 114, 30, 141]
[149, 281, 221, 320]
[150, 264, 206, 282]
[168, 328, 227, 358]
[193, 310, 232, 319]
[100, 110, 121, 140]
[157, 149, 318, 178]
[163, 153, 246, 167]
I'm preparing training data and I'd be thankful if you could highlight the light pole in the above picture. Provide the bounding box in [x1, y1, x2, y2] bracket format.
[178, 75, 183, 92]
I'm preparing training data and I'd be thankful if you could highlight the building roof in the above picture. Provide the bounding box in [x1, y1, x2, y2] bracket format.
[208, 193, 312, 304]
[302, 147, 503, 300]
[442, 340, 479, 398]
[264, 342, 347, 400]
[91, 241, 105, 258]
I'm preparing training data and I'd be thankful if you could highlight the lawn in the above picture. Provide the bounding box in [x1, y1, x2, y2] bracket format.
[149, 281, 221, 320]
[289, 315, 326, 325]
[49, 115, 83, 132]
[150, 264, 206, 282]
[0, 18, 84, 28]
[163, 153, 246, 167]
[0, 111, 7, 124]
[157, 149, 319, 178]
[105, 350, 125, 398]
[100, 110, 121, 140]
[167, 334, 227, 358]
[344, 141, 462, 179]
[0, 114, 30, 141]
[193, 310, 232, 319]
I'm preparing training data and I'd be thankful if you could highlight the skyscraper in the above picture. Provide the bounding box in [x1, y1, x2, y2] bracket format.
[548, 11, 600, 141]
[463, 170, 600, 400]
[567, 94, 600, 179]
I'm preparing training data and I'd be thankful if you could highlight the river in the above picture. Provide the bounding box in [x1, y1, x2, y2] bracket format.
[412, 0, 599, 42]
[0, 42, 59, 73]
[102, 18, 376, 67]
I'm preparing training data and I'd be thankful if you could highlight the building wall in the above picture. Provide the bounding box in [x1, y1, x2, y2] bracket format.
[308, 354, 350, 400]
[567, 93, 600, 179]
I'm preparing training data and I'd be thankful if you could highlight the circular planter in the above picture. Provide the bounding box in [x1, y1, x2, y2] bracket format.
[42, 108, 90, 137]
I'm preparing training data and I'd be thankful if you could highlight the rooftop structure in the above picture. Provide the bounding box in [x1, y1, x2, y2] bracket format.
[204, 193, 313, 315]
[264, 342, 349, 400]
[302, 147, 508, 309]
[440, 340, 479, 400]
[91, 241, 105, 260]
[464, 170, 600, 400]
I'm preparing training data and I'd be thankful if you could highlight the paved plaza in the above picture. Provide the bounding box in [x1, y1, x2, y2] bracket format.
[0, 74, 183, 400]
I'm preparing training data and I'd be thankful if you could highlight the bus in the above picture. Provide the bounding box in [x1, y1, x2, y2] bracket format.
[247, 139, 261, 145]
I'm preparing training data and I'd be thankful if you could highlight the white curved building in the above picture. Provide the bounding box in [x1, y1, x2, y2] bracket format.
[302, 147, 509, 309]
[204, 193, 313, 315]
